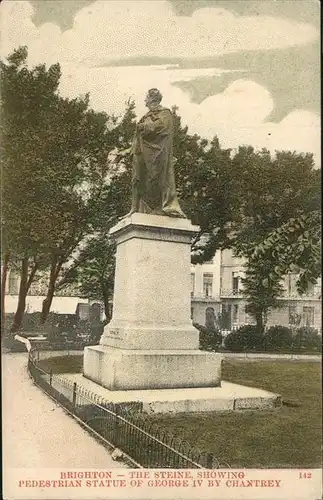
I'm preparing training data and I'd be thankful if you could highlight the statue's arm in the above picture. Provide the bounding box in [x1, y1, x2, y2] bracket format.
[141, 109, 171, 137]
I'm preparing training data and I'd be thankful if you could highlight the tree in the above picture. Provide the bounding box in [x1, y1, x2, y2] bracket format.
[52, 101, 137, 317]
[1, 47, 120, 330]
[36, 90, 126, 323]
[230, 147, 320, 248]
[172, 110, 236, 262]
[1, 47, 62, 331]
[252, 211, 321, 294]
[39, 101, 137, 323]
[230, 147, 320, 332]
[59, 235, 116, 322]
[238, 211, 321, 333]
[1, 253, 10, 333]
[239, 254, 286, 333]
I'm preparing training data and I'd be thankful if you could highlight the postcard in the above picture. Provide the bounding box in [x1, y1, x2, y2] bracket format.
[1, 1, 321, 499]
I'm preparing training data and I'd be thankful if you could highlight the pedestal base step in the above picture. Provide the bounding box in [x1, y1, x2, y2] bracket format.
[63, 373, 282, 414]
[83, 345, 222, 390]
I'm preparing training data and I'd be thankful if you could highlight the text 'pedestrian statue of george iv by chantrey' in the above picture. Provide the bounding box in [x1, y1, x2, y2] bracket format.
[127, 88, 186, 218]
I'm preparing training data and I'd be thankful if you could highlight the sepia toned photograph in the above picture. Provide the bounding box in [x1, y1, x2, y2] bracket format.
[1, 1, 321, 499]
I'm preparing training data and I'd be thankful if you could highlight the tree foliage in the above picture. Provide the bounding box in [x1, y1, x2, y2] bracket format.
[251, 211, 321, 294]
[1, 47, 126, 330]
[54, 101, 137, 318]
[60, 235, 116, 322]
[231, 148, 320, 331]
[172, 111, 235, 262]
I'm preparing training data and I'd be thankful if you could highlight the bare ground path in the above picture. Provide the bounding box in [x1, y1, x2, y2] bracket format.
[2, 352, 127, 468]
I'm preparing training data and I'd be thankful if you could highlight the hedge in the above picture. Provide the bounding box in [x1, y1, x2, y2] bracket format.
[224, 325, 263, 352]
[194, 322, 222, 351]
[223, 325, 321, 352]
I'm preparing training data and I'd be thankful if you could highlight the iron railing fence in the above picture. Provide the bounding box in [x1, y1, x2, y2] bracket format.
[28, 349, 228, 469]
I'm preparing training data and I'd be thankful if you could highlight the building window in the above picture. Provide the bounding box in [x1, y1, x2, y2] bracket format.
[233, 304, 239, 323]
[232, 273, 239, 295]
[303, 306, 314, 326]
[8, 272, 19, 295]
[203, 273, 213, 298]
[191, 273, 195, 297]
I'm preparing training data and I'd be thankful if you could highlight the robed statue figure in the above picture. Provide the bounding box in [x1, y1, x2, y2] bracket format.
[127, 88, 185, 218]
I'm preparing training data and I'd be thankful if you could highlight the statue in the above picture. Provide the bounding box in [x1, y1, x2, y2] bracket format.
[127, 88, 185, 218]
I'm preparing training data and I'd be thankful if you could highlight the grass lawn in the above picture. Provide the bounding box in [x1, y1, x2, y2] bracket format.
[38, 355, 321, 468]
[37, 355, 83, 374]
[147, 360, 322, 468]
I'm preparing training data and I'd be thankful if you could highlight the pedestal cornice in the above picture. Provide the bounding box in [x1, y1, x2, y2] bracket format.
[110, 213, 200, 244]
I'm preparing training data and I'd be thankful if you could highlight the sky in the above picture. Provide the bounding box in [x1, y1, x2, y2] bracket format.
[1, 0, 320, 165]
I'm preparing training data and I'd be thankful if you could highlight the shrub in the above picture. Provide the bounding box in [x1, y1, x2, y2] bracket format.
[3, 335, 27, 352]
[77, 319, 91, 336]
[224, 325, 264, 352]
[22, 312, 42, 331]
[263, 326, 293, 350]
[2, 313, 15, 334]
[47, 328, 65, 344]
[217, 311, 231, 331]
[66, 328, 78, 341]
[89, 321, 105, 345]
[194, 323, 222, 351]
[292, 327, 321, 350]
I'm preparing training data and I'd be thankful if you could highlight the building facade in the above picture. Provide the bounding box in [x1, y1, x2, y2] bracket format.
[4, 252, 321, 331]
[191, 249, 322, 332]
[3, 268, 96, 319]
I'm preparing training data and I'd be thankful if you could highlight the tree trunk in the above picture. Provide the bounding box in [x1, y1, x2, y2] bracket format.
[1, 252, 10, 334]
[40, 255, 63, 324]
[255, 311, 264, 334]
[10, 259, 39, 334]
[26, 262, 39, 291]
[10, 258, 28, 333]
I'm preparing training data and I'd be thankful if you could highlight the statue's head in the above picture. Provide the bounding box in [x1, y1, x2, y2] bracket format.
[145, 88, 162, 109]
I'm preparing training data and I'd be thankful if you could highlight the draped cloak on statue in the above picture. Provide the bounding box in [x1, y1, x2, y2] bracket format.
[131, 106, 185, 217]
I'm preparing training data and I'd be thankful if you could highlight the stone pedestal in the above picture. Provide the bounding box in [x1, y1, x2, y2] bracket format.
[83, 213, 222, 391]
[84, 347, 222, 391]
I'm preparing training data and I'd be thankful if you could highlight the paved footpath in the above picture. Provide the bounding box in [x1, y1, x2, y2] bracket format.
[223, 352, 321, 361]
[2, 353, 127, 468]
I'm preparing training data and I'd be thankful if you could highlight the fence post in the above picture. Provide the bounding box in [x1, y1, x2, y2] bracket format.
[114, 405, 120, 446]
[37, 350, 40, 362]
[73, 382, 77, 408]
[206, 453, 214, 468]
[49, 369, 53, 386]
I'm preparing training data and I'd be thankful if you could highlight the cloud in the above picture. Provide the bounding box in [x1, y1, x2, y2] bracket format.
[58, 65, 242, 118]
[1, 0, 319, 66]
[1, 1, 320, 165]
[67, 2, 318, 61]
[59, 68, 321, 165]
[185, 81, 320, 163]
